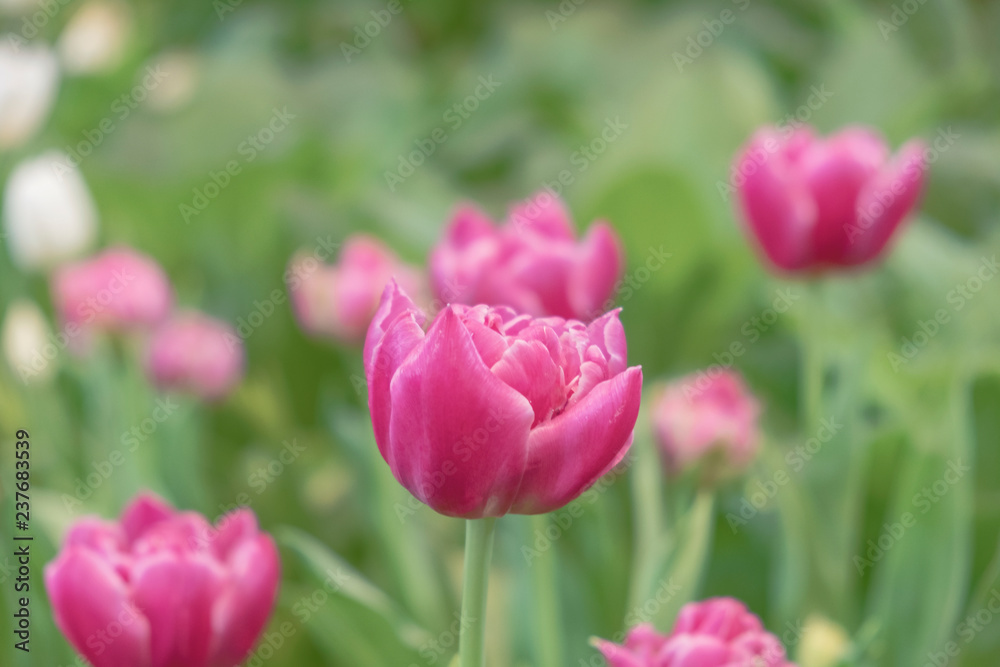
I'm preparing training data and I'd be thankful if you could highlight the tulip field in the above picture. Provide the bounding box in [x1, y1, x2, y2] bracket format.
[2, 1, 1000, 666]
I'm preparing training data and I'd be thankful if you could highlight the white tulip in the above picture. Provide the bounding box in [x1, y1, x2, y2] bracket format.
[1, 299, 56, 384]
[0, 38, 59, 149]
[57, 1, 131, 75]
[2, 151, 98, 270]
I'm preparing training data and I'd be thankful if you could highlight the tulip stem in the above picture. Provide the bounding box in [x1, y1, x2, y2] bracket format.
[460, 517, 496, 667]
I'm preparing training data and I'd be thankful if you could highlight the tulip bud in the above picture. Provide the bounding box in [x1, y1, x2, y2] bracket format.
[1, 300, 56, 384]
[45, 493, 280, 667]
[3, 151, 98, 270]
[652, 369, 761, 480]
[733, 125, 926, 273]
[429, 191, 623, 321]
[51, 246, 173, 339]
[797, 615, 849, 667]
[0, 39, 59, 149]
[146, 312, 244, 401]
[595, 597, 798, 666]
[289, 234, 423, 344]
[364, 281, 642, 517]
[57, 0, 132, 75]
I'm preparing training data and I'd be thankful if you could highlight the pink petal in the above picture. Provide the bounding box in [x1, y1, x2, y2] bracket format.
[45, 549, 151, 667]
[211, 509, 258, 561]
[210, 535, 280, 666]
[132, 554, 225, 667]
[491, 340, 567, 426]
[569, 222, 623, 320]
[850, 139, 927, 265]
[587, 308, 628, 376]
[659, 634, 733, 666]
[363, 280, 425, 371]
[507, 192, 575, 240]
[594, 639, 647, 667]
[387, 307, 534, 518]
[121, 493, 175, 545]
[510, 366, 642, 514]
[736, 131, 817, 271]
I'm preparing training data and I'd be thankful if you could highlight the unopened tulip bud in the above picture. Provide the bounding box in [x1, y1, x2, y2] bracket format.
[3, 151, 98, 270]
[0, 39, 59, 149]
[1, 300, 56, 384]
[652, 369, 761, 479]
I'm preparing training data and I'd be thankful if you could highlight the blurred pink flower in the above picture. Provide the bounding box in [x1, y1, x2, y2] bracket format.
[595, 597, 797, 667]
[430, 191, 623, 320]
[652, 370, 761, 478]
[288, 234, 423, 344]
[146, 312, 244, 400]
[733, 125, 926, 273]
[52, 246, 173, 334]
[364, 280, 642, 517]
[45, 493, 280, 667]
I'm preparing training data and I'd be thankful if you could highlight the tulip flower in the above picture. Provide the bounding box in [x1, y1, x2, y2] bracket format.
[289, 234, 424, 344]
[45, 493, 280, 667]
[52, 246, 173, 337]
[2, 151, 98, 270]
[1, 299, 56, 384]
[57, 0, 132, 75]
[146, 312, 244, 400]
[364, 280, 642, 518]
[0, 39, 59, 149]
[733, 125, 926, 273]
[652, 369, 761, 479]
[595, 597, 798, 667]
[429, 191, 623, 321]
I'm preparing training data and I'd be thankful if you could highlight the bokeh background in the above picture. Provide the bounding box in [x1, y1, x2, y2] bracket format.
[2, 0, 1000, 665]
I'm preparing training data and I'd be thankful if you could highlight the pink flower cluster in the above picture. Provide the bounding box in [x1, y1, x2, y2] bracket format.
[596, 598, 797, 667]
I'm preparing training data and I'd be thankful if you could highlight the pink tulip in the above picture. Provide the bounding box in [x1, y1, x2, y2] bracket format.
[429, 191, 623, 320]
[288, 234, 424, 344]
[146, 312, 244, 400]
[44, 493, 280, 667]
[52, 246, 173, 332]
[652, 370, 760, 478]
[595, 597, 797, 667]
[733, 125, 926, 273]
[364, 280, 642, 517]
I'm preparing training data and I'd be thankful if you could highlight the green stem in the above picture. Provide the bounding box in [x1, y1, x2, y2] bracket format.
[530, 514, 563, 667]
[460, 517, 496, 667]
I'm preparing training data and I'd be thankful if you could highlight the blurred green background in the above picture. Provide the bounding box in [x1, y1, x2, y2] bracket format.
[2, 0, 1000, 665]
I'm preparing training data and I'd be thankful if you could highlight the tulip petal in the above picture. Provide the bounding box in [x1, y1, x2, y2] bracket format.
[587, 308, 627, 376]
[736, 132, 817, 271]
[491, 340, 567, 426]
[511, 366, 642, 514]
[569, 222, 623, 320]
[850, 139, 926, 265]
[210, 535, 280, 666]
[121, 493, 175, 545]
[593, 639, 647, 667]
[211, 509, 258, 560]
[366, 311, 426, 471]
[508, 192, 574, 240]
[45, 549, 150, 667]
[363, 280, 425, 371]
[132, 554, 225, 667]
[388, 307, 534, 517]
